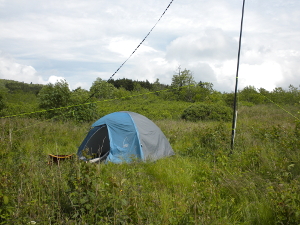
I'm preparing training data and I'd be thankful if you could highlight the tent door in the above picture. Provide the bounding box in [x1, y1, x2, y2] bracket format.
[85, 125, 110, 160]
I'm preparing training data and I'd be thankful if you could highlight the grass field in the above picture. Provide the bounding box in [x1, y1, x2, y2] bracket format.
[0, 104, 299, 224]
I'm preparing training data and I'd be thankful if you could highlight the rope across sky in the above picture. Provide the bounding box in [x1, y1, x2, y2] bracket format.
[108, 0, 175, 81]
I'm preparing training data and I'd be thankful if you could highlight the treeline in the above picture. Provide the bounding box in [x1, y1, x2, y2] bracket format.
[0, 79, 43, 94]
[0, 69, 299, 122]
[0, 78, 166, 94]
[108, 78, 169, 91]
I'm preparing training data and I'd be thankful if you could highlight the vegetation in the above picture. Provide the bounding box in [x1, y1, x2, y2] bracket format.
[181, 103, 232, 122]
[0, 72, 299, 224]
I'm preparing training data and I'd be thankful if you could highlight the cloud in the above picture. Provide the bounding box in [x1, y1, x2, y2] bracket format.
[239, 61, 284, 91]
[0, 52, 44, 84]
[107, 37, 157, 58]
[166, 28, 237, 61]
[0, 0, 299, 93]
[208, 59, 285, 92]
[47, 75, 66, 84]
[114, 54, 177, 84]
[0, 52, 68, 86]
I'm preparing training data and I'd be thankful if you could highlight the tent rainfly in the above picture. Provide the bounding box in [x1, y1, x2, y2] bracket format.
[77, 111, 174, 163]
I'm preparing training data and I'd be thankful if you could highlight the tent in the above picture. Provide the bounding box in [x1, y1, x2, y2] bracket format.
[77, 111, 174, 163]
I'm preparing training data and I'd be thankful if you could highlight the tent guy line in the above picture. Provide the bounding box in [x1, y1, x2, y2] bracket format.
[257, 89, 300, 122]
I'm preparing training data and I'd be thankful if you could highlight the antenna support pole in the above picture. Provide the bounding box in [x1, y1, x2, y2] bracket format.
[231, 0, 246, 152]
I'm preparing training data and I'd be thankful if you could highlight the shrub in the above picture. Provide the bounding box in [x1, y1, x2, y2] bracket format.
[89, 78, 117, 99]
[67, 88, 97, 123]
[37, 81, 97, 122]
[38, 79, 71, 110]
[181, 103, 232, 122]
[239, 86, 265, 104]
[0, 94, 5, 112]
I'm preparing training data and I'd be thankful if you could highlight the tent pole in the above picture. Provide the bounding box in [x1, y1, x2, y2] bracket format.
[231, 0, 246, 153]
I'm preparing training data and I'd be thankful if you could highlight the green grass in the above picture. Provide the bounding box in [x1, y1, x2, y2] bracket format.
[0, 104, 300, 224]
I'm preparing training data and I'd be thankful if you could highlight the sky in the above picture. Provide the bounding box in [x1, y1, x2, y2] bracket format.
[0, 0, 299, 92]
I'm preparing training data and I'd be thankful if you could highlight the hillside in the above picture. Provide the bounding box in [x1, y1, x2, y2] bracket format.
[0, 103, 299, 224]
[0, 78, 299, 223]
[0, 78, 299, 121]
[0, 79, 44, 94]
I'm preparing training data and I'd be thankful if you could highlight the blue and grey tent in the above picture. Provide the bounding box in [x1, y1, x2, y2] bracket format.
[77, 111, 174, 163]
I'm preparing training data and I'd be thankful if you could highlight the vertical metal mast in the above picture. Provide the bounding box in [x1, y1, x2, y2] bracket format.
[231, 0, 246, 151]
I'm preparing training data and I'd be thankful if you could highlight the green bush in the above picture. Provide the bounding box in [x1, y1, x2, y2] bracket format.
[181, 103, 232, 121]
[38, 79, 71, 110]
[66, 88, 97, 123]
[0, 94, 5, 112]
[37, 81, 97, 122]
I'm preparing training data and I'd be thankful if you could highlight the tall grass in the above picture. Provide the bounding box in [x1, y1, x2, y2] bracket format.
[0, 104, 300, 224]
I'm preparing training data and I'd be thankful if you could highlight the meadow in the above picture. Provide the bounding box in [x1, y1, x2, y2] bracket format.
[1, 97, 299, 224]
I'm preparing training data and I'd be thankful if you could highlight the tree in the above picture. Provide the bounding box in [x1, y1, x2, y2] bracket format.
[271, 87, 286, 104]
[0, 94, 5, 112]
[68, 87, 97, 122]
[0, 83, 7, 112]
[38, 79, 71, 110]
[269, 85, 300, 105]
[286, 85, 299, 104]
[108, 78, 134, 91]
[90, 78, 117, 99]
[193, 82, 215, 102]
[153, 78, 162, 91]
[239, 86, 264, 104]
[171, 68, 196, 102]
[38, 80, 98, 122]
[171, 68, 195, 88]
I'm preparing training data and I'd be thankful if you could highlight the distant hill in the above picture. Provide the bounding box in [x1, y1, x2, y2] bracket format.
[0, 79, 44, 95]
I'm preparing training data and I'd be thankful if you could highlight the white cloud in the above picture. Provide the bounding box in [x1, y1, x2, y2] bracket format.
[166, 29, 237, 62]
[206, 60, 284, 92]
[0, 52, 69, 86]
[107, 37, 157, 58]
[0, 52, 44, 84]
[239, 61, 283, 91]
[47, 75, 66, 84]
[0, 0, 299, 93]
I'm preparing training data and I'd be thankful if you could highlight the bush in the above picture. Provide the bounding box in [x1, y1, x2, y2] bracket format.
[0, 94, 5, 113]
[37, 81, 97, 122]
[181, 103, 232, 122]
[38, 79, 71, 110]
[67, 88, 97, 123]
